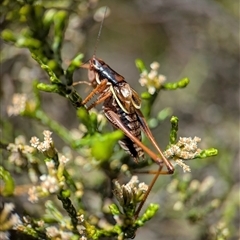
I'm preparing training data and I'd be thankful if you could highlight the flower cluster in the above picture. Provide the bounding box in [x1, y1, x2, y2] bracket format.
[7, 135, 34, 167]
[0, 203, 21, 240]
[45, 226, 87, 240]
[166, 173, 220, 227]
[19, 202, 86, 240]
[28, 163, 61, 203]
[7, 93, 27, 116]
[113, 176, 148, 208]
[28, 130, 70, 202]
[44, 201, 87, 239]
[164, 137, 202, 172]
[209, 221, 230, 239]
[46, 226, 73, 239]
[30, 130, 54, 155]
[139, 62, 166, 95]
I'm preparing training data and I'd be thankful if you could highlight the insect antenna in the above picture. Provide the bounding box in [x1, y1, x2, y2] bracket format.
[77, 6, 110, 67]
[92, 6, 109, 58]
[73, 7, 109, 87]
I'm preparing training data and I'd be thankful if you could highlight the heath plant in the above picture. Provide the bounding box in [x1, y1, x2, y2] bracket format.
[1, 1, 237, 240]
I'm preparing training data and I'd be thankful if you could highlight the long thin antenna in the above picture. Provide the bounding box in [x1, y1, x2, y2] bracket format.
[93, 6, 109, 57]
[78, 7, 109, 71]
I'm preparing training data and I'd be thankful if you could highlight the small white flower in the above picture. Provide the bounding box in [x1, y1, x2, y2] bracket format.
[150, 61, 160, 70]
[46, 226, 59, 238]
[199, 176, 215, 193]
[37, 141, 50, 152]
[30, 137, 40, 148]
[148, 70, 158, 79]
[138, 62, 166, 95]
[15, 135, 26, 145]
[43, 130, 53, 143]
[28, 186, 39, 203]
[80, 236, 87, 240]
[60, 230, 73, 240]
[77, 225, 86, 235]
[139, 77, 148, 87]
[148, 86, 156, 95]
[78, 214, 85, 223]
[7, 94, 27, 116]
[113, 176, 148, 206]
[158, 74, 166, 83]
[59, 155, 69, 164]
[175, 159, 191, 172]
[45, 160, 55, 169]
[173, 201, 184, 211]
[40, 175, 59, 193]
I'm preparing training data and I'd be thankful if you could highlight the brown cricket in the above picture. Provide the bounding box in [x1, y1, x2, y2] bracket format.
[78, 8, 175, 219]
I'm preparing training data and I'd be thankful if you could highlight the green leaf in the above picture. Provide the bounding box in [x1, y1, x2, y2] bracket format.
[0, 166, 15, 196]
[135, 59, 147, 73]
[91, 131, 123, 161]
[1, 29, 17, 42]
[135, 203, 159, 227]
[31, 53, 61, 84]
[157, 107, 173, 121]
[77, 107, 96, 134]
[196, 148, 218, 158]
[141, 92, 152, 100]
[65, 53, 84, 85]
[163, 77, 190, 90]
[37, 83, 60, 93]
[109, 204, 121, 215]
[169, 116, 179, 145]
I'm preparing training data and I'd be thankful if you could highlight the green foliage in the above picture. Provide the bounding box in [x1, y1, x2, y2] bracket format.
[0, 1, 237, 240]
[0, 166, 15, 196]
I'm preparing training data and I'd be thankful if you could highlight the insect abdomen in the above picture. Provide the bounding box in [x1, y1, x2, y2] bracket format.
[114, 100, 144, 162]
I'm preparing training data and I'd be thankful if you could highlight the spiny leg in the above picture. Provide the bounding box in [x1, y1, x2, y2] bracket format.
[134, 165, 163, 219]
[87, 91, 112, 110]
[136, 109, 174, 174]
[81, 79, 108, 106]
[105, 110, 174, 174]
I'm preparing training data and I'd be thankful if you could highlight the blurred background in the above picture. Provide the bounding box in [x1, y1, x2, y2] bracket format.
[1, 0, 239, 239]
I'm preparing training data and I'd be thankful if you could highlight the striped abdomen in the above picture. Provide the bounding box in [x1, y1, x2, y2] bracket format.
[103, 96, 144, 162]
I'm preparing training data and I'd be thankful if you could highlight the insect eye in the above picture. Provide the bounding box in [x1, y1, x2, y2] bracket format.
[92, 59, 101, 70]
[92, 59, 96, 66]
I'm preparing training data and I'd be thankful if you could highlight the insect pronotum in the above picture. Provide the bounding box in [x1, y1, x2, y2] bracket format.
[78, 7, 175, 219]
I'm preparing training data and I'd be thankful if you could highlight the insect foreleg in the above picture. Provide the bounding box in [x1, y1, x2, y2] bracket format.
[81, 79, 108, 106]
[86, 90, 112, 110]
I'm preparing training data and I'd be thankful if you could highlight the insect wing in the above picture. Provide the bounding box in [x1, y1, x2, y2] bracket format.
[131, 88, 141, 109]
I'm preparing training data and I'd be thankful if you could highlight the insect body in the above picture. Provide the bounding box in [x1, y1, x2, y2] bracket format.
[85, 57, 144, 161]
[81, 57, 174, 174]
[104, 88, 144, 161]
